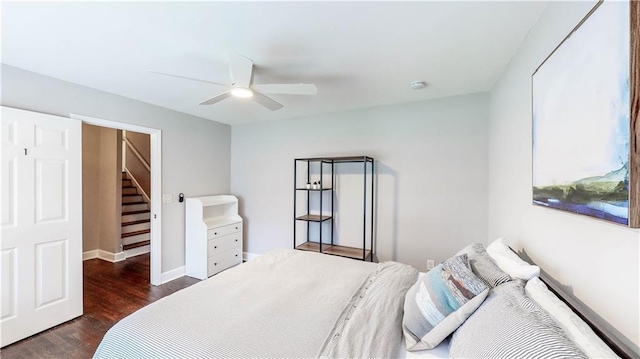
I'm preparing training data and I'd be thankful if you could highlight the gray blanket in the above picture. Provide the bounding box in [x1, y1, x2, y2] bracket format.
[94, 249, 417, 358]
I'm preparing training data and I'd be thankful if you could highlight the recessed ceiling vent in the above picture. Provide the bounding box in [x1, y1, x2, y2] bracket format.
[410, 81, 427, 90]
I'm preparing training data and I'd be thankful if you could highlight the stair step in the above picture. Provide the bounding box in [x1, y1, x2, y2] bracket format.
[122, 231, 150, 245]
[122, 195, 143, 204]
[121, 172, 151, 229]
[121, 220, 151, 234]
[122, 209, 150, 215]
[122, 210, 151, 222]
[122, 219, 150, 226]
[123, 202, 149, 212]
[122, 187, 138, 195]
[122, 229, 150, 238]
[123, 240, 150, 251]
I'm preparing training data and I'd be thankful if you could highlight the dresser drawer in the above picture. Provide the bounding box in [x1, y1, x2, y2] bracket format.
[207, 232, 241, 256]
[207, 222, 241, 239]
[207, 248, 242, 276]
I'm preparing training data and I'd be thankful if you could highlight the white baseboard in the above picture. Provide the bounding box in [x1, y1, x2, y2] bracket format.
[161, 266, 185, 284]
[124, 245, 150, 259]
[84, 246, 149, 263]
[100, 250, 126, 262]
[243, 252, 260, 261]
[83, 249, 125, 263]
[83, 250, 99, 261]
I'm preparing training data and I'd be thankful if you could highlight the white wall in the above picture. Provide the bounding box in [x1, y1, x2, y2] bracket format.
[1, 64, 231, 273]
[231, 93, 489, 270]
[488, 1, 639, 352]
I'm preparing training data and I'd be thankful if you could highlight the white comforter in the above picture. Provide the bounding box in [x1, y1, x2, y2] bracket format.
[94, 249, 417, 358]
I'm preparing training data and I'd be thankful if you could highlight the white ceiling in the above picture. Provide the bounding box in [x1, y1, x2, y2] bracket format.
[2, 1, 546, 125]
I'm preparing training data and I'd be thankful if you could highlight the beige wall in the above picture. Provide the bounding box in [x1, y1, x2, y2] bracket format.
[82, 124, 101, 251]
[82, 124, 123, 253]
[126, 131, 150, 164]
[125, 131, 151, 196]
[98, 127, 122, 253]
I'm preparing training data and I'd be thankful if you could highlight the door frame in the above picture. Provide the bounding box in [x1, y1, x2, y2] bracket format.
[71, 113, 162, 286]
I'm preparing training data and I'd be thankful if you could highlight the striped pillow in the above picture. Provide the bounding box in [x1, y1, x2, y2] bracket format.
[450, 280, 587, 358]
[402, 254, 489, 351]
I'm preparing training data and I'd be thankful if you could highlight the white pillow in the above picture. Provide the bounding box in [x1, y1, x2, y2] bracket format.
[486, 238, 539, 280]
[525, 277, 619, 358]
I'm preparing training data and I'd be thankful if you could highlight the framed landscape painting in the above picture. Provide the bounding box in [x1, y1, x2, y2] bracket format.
[532, 0, 639, 227]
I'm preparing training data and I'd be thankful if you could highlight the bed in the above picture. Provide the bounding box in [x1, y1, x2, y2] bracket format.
[94, 242, 634, 358]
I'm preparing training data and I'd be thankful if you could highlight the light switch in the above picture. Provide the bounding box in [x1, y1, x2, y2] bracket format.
[162, 194, 173, 203]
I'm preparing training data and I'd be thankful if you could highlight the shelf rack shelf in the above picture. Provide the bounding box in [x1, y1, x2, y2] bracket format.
[296, 214, 332, 222]
[295, 188, 334, 191]
[293, 156, 375, 262]
[295, 241, 372, 261]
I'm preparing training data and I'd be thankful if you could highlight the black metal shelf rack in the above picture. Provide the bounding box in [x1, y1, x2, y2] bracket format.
[293, 156, 375, 261]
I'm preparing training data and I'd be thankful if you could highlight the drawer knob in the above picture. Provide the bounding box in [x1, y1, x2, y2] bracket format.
[235, 254, 238, 257]
[235, 227, 238, 230]
[214, 232, 217, 235]
[214, 246, 217, 249]
[214, 263, 217, 266]
[235, 239, 238, 242]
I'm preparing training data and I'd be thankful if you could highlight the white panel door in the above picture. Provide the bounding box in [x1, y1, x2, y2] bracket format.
[1, 107, 82, 347]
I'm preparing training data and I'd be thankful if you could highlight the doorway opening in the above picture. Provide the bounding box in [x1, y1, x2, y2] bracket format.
[73, 114, 162, 285]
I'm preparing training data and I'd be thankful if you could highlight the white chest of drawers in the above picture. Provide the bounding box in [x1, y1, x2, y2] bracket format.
[185, 195, 243, 280]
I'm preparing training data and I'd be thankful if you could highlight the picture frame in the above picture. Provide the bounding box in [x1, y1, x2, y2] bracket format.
[532, 0, 639, 227]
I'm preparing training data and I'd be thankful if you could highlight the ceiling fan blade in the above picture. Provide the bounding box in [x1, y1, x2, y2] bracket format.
[252, 84, 318, 95]
[252, 93, 283, 111]
[229, 53, 253, 88]
[199, 91, 232, 105]
[147, 70, 228, 87]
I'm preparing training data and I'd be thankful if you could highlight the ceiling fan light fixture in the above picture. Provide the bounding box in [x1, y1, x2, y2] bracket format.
[148, 52, 316, 111]
[230, 87, 253, 98]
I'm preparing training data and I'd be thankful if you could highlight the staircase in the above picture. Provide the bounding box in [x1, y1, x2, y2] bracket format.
[121, 172, 150, 251]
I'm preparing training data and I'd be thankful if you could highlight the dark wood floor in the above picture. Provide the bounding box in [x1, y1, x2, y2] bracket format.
[1, 254, 199, 358]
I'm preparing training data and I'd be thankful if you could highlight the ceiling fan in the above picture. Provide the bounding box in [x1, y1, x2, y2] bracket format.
[148, 53, 317, 111]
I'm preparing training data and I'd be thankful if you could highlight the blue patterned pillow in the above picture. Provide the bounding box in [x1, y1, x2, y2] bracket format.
[403, 254, 490, 351]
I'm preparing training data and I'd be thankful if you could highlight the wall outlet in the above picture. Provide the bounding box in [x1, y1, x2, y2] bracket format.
[162, 194, 173, 204]
[426, 259, 435, 270]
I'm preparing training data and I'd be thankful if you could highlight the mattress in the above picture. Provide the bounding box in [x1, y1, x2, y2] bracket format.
[94, 249, 418, 358]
